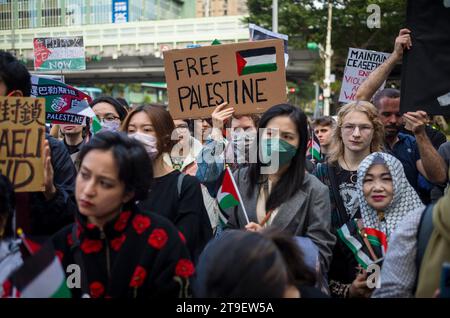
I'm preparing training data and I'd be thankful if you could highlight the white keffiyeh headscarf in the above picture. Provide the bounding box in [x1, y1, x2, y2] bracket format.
[357, 152, 424, 240]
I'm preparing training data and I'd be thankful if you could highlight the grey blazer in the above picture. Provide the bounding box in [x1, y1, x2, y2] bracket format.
[227, 167, 336, 272]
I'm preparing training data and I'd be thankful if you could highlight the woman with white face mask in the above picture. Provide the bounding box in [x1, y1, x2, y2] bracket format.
[90, 96, 128, 133]
[121, 105, 213, 263]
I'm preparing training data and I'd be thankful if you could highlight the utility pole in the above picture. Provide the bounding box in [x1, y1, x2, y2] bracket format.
[323, 0, 333, 116]
[272, 0, 278, 32]
[204, 0, 210, 17]
[11, 0, 17, 53]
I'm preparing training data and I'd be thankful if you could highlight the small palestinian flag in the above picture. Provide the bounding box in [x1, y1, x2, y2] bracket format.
[217, 167, 250, 225]
[236, 46, 277, 76]
[90, 115, 103, 135]
[9, 244, 71, 298]
[337, 219, 385, 269]
[217, 167, 241, 210]
[307, 131, 321, 162]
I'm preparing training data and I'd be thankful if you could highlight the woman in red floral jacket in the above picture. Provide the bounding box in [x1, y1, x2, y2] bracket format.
[51, 131, 195, 298]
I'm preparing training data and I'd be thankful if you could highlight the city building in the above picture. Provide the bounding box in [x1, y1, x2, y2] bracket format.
[196, 0, 247, 17]
[0, 0, 196, 30]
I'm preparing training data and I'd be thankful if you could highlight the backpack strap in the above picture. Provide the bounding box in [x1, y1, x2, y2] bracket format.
[416, 204, 434, 268]
[70, 224, 90, 297]
[413, 204, 435, 293]
[326, 163, 348, 227]
[177, 173, 186, 199]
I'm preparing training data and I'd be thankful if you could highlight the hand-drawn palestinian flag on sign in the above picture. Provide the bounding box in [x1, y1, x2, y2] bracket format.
[33, 37, 86, 71]
[236, 46, 277, 76]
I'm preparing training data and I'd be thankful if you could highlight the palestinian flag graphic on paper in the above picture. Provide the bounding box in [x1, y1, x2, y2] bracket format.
[9, 245, 71, 298]
[33, 37, 86, 71]
[31, 75, 94, 125]
[236, 46, 277, 76]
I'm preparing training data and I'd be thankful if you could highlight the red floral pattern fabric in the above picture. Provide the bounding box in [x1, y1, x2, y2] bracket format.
[132, 215, 151, 235]
[148, 228, 168, 250]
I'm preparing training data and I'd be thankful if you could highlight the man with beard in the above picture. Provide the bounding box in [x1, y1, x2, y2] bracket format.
[356, 29, 447, 202]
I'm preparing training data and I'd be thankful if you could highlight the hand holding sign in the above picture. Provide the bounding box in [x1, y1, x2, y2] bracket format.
[403, 110, 428, 135]
[212, 102, 235, 130]
[43, 140, 56, 200]
[392, 28, 412, 61]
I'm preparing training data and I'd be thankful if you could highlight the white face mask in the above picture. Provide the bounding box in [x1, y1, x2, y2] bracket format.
[100, 120, 121, 132]
[231, 129, 256, 144]
[228, 129, 257, 163]
[129, 132, 159, 160]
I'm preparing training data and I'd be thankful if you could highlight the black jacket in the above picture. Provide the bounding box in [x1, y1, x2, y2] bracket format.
[51, 205, 194, 298]
[18, 134, 78, 238]
[138, 170, 213, 263]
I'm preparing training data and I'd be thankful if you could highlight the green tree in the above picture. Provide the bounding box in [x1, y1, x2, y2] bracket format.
[247, 0, 407, 78]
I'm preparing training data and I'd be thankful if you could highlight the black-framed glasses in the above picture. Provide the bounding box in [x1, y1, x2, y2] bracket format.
[98, 115, 120, 123]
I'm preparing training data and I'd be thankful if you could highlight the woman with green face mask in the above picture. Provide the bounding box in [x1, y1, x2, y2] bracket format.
[225, 104, 336, 278]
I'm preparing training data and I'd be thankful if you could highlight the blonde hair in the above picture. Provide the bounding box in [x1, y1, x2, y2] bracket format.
[328, 101, 384, 164]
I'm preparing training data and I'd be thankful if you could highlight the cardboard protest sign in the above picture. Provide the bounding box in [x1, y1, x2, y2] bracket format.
[0, 97, 46, 192]
[164, 39, 287, 120]
[31, 76, 94, 125]
[339, 48, 390, 104]
[33, 37, 86, 71]
[400, 0, 450, 115]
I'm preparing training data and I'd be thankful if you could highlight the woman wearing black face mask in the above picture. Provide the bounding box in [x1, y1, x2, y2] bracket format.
[225, 104, 335, 276]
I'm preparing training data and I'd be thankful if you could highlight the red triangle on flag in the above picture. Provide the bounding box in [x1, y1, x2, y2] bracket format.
[221, 168, 240, 203]
[235, 52, 247, 76]
[33, 39, 52, 70]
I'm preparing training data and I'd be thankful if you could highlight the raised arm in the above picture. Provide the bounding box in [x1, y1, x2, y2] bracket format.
[356, 28, 412, 101]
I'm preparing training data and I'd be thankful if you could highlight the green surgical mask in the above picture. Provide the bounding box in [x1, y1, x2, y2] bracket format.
[260, 137, 297, 167]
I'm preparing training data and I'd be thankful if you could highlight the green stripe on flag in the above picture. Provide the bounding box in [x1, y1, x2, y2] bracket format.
[51, 279, 71, 298]
[219, 193, 239, 210]
[91, 116, 103, 134]
[241, 63, 277, 75]
[337, 224, 372, 269]
[311, 148, 320, 161]
[367, 235, 382, 247]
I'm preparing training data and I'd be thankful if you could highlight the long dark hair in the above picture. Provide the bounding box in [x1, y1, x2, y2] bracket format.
[90, 96, 128, 122]
[247, 104, 308, 211]
[261, 227, 316, 286]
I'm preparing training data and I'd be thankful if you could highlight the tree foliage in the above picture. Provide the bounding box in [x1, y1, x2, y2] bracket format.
[246, 0, 407, 74]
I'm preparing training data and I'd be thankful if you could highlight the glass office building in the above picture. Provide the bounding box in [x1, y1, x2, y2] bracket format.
[0, 0, 195, 30]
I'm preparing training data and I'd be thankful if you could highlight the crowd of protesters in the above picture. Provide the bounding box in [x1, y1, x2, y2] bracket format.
[1, 27, 450, 299]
